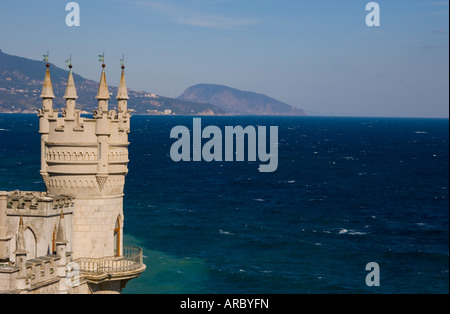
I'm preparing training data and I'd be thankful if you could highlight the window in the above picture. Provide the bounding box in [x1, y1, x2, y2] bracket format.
[52, 226, 56, 254]
[24, 228, 37, 260]
[114, 217, 120, 257]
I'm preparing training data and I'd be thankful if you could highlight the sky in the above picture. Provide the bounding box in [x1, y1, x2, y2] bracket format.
[0, 0, 448, 117]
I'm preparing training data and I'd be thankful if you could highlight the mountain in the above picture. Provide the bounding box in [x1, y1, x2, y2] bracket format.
[178, 84, 306, 116]
[0, 49, 306, 116]
[0, 49, 224, 115]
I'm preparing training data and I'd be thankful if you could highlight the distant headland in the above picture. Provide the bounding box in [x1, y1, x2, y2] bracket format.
[0, 49, 306, 116]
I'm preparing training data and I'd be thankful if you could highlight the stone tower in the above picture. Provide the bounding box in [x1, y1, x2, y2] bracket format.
[1, 58, 144, 294]
[38, 60, 132, 260]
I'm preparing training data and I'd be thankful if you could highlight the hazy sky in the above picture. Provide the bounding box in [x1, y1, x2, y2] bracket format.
[0, 0, 448, 117]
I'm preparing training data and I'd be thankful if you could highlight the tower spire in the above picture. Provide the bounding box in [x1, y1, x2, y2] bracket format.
[14, 216, 28, 291]
[96, 68, 110, 100]
[117, 56, 131, 133]
[96, 53, 110, 101]
[40, 62, 55, 99]
[14, 216, 27, 255]
[64, 56, 78, 100]
[63, 57, 78, 119]
[117, 56, 129, 100]
[55, 210, 68, 244]
[38, 55, 55, 193]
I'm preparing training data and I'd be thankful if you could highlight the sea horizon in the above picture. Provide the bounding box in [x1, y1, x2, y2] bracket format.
[0, 112, 449, 120]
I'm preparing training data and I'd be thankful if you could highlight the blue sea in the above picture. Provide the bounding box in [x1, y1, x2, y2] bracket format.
[0, 114, 448, 294]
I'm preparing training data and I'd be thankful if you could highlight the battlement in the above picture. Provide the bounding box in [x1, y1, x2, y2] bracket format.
[40, 108, 131, 135]
[5, 191, 74, 217]
[39, 62, 131, 141]
[39, 62, 131, 198]
[0, 253, 72, 294]
[43, 112, 130, 150]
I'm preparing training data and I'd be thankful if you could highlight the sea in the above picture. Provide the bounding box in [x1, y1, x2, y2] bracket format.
[0, 114, 448, 294]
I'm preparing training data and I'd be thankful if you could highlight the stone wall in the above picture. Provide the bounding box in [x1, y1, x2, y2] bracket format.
[72, 196, 124, 259]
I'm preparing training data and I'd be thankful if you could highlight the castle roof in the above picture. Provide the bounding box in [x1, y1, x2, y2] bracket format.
[63, 70, 78, 99]
[95, 66, 110, 100]
[55, 210, 68, 244]
[117, 67, 129, 100]
[40, 65, 55, 99]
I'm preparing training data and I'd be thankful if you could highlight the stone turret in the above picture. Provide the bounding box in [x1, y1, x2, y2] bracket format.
[37, 59, 130, 259]
[39, 62, 130, 199]
[14, 217, 29, 292]
[62, 64, 78, 120]
[0, 56, 144, 294]
[95, 63, 112, 183]
[55, 210, 69, 294]
[0, 191, 11, 263]
[38, 62, 56, 191]
[117, 64, 131, 133]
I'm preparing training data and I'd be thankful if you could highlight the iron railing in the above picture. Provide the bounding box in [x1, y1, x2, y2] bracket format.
[74, 245, 144, 277]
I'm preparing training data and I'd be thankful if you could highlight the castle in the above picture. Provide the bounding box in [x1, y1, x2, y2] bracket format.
[0, 58, 146, 294]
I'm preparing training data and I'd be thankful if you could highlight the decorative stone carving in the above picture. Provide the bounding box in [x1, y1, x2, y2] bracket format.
[41, 173, 50, 191]
[96, 175, 108, 191]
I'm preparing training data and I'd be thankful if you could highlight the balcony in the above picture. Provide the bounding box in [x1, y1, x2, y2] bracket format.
[73, 245, 146, 283]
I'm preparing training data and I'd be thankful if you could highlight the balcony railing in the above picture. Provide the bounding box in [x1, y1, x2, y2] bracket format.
[74, 245, 144, 280]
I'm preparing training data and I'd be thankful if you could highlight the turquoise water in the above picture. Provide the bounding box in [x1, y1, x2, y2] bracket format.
[0, 114, 448, 294]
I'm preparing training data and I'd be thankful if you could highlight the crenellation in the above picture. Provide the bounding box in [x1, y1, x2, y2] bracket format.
[45, 114, 130, 135]
[5, 192, 73, 213]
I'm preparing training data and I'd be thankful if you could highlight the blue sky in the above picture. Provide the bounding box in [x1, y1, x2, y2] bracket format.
[0, 0, 448, 117]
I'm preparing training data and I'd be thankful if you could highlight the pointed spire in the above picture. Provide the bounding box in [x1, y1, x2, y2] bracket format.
[40, 63, 55, 99]
[64, 65, 78, 100]
[63, 70, 78, 99]
[117, 55, 129, 100]
[96, 64, 110, 100]
[55, 210, 68, 244]
[14, 216, 27, 255]
[117, 66, 129, 100]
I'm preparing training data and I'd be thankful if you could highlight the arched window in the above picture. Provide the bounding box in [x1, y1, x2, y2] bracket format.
[114, 217, 120, 257]
[52, 225, 57, 254]
[24, 228, 37, 259]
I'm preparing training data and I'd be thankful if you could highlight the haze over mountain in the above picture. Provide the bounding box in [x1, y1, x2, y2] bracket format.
[179, 84, 306, 116]
[0, 49, 306, 116]
[0, 49, 224, 115]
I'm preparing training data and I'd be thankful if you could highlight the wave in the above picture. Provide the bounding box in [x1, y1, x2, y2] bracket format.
[342, 156, 358, 161]
[219, 230, 235, 236]
[253, 199, 266, 202]
[338, 229, 368, 236]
